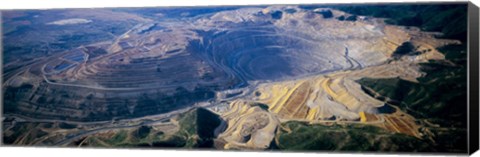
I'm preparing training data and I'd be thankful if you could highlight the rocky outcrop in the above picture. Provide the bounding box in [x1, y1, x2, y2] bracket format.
[215, 100, 279, 150]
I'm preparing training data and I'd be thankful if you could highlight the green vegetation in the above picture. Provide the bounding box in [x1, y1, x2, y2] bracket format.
[79, 107, 222, 148]
[250, 103, 269, 111]
[271, 11, 283, 19]
[2, 5, 470, 152]
[345, 15, 357, 21]
[358, 44, 467, 127]
[314, 10, 333, 18]
[133, 126, 151, 140]
[80, 127, 167, 147]
[105, 130, 128, 144]
[356, 44, 467, 153]
[392, 42, 415, 57]
[332, 4, 468, 41]
[349, 8, 468, 149]
[275, 121, 432, 152]
[172, 107, 222, 148]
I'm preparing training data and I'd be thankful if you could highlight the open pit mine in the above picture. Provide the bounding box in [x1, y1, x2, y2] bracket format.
[2, 4, 468, 153]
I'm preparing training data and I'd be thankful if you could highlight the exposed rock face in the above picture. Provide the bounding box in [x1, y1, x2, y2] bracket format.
[248, 56, 440, 122]
[216, 100, 279, 150]
[2, 6, 459, 125]
[2, 5, 467, 152]
[193, 6, 412, 82]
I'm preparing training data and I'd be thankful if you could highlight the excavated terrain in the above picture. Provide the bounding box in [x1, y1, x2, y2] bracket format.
[2, 5, 466, 152]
